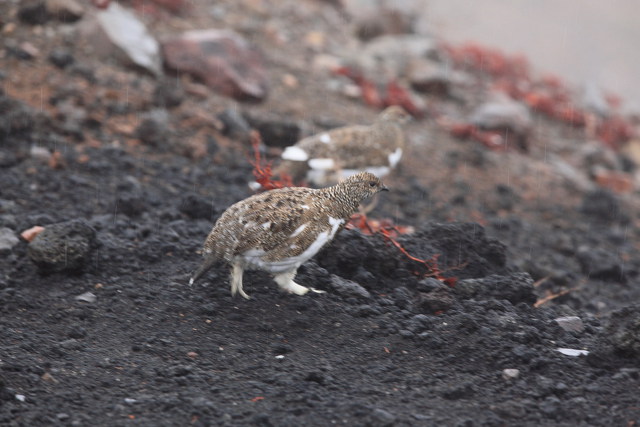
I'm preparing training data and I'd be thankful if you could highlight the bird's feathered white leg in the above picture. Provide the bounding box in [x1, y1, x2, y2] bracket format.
[273, 270, 325, 295]
[231, 263, 250, 299]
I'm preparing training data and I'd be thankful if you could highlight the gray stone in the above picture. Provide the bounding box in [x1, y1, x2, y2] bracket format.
[370, 408, 396, 427]
[409, 58, 451, 95]
[135, 110, 171, 148]
[0, 228, 20, 254]
[48, 48, 75, 69]
[351, 34, 439, 80]
[0, 200, 17, 213]
[607, 303, 640, 358]
[415, 286, 454, 313]
[329, 275, 371, 299]
[244, 113, 302, 148]
[45, 0, 84, 22]
[554, 316, 585, 333]
[456, 273, 536, 305]
[18, 0, 49, 25]
[161, 29, 269, 101]
[218, 108, 251, 141]
[27, 219, 97, 273]
[75, 291, 97, 303]
[470, 93, 532, 135]
[576, 246, 625, 282]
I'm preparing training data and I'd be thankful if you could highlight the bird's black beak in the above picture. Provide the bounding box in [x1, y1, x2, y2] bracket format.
[380, 185, 389, 192]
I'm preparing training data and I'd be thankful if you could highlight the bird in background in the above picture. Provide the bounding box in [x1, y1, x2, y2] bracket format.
[273, 105, 410, 187]
[189, 172, 388, 299]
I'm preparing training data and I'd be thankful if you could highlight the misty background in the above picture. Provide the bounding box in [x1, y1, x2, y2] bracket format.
[424, 0, 640, 112]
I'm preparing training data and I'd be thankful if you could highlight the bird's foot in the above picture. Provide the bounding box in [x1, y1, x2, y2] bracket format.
[231, 281, 250, 299]
[281, 281, 310, 296]
[274, 271, 324, 296]
[231, 264, 250, 299]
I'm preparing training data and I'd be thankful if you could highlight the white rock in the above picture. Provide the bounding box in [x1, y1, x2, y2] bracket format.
[30, 145, 51, 162]
[85, 3, 161, 76]
[75, 291, 97, 303]
[502, 368, 520, 380]
[557, 348, 589, 357]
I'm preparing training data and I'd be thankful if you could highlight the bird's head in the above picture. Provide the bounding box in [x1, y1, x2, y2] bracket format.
[339, 171, 389, 201]
[378, 105, 412, 124]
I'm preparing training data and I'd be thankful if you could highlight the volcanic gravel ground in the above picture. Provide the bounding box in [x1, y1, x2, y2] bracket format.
[1, 88, 640, 426]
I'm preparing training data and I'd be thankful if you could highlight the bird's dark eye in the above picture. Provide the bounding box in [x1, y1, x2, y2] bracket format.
[369, 181, 376, 187]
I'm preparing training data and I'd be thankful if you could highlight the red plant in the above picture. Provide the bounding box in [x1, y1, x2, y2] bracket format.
[443, 121, 506, 150]
[442, 42, 529, 81]
[444, 41, 635, 148]
[334, 67, 383, 108]
[249, 131, 295, 191]
[384, 80, 424, 118]
[596, 116, 634, 149]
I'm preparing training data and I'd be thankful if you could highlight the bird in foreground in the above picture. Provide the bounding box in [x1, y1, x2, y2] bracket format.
[189, 172, 388, 298]
[274, 105, 410, 186]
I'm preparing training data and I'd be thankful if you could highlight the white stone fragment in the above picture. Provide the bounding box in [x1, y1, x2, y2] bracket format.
[94, 3, 161, 75]
[75, 291, 97, 303]
[248, 181, 262, 191]
[557, 348, 589, 357]
[502, 368, 520, 380]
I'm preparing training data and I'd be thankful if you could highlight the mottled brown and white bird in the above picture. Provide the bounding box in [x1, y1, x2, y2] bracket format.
[190, 172, 388, 298]
[274, 106, 410, 186]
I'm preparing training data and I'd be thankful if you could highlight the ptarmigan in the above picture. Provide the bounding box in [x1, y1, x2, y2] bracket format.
[190, 171, 388, 298]
[274, 106, 410, 186]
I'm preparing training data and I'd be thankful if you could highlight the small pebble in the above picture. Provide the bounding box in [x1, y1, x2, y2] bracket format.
[554, 316, 585, 333]
[75, 292, 97, 303]
[502, 368, 520, 380]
